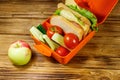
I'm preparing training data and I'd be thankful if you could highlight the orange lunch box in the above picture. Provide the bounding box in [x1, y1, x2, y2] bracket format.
[32, 0, 118, 64]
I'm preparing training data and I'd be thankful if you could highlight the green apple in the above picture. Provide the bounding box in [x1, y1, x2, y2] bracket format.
[8, 40, 32, 65]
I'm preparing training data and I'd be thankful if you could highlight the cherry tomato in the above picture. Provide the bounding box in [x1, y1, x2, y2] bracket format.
[47, 25, 63, 38]
[55, 46, 69, 56]
[64, 33, 79, 49]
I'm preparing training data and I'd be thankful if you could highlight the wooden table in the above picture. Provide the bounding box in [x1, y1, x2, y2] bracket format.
[0, 0, 120, 80]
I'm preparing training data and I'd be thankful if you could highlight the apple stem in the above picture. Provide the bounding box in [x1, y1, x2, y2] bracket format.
[15, 43, 21, 48]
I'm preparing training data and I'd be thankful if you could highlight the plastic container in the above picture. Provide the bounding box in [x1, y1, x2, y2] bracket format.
[32, 0, 118, 64]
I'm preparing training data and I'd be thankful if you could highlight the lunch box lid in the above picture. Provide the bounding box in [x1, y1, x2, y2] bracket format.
[75, 0, 118, 24]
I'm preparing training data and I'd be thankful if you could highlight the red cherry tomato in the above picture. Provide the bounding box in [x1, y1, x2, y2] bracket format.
[55, 46, 69, 56]
[47, 25, 63, 38]
[64, 33, 79, 49]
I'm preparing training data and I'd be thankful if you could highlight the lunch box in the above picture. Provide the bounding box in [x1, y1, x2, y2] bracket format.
[32, 0, 118, 64]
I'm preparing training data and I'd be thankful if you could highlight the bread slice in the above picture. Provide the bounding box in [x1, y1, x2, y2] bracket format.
[50, 15, 84, 40]
[58, 3, 91, 36]
[58, 3, 91, 26]
[65, 0, 77, 5]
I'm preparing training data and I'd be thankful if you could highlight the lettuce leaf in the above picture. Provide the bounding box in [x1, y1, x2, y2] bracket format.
[54, 9, 61, 15]
[68, 5, 98, 31]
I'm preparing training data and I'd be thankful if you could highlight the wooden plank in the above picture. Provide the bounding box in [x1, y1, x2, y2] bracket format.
[0, 67, 120, 80]
[0, 1, 58, 21]
[0, 34, 120, 70]
[0, 18, 44, 35]
[0, 1, 58, 35]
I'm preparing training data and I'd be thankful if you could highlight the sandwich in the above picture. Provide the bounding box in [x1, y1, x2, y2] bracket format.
[50, 1, 97, 41]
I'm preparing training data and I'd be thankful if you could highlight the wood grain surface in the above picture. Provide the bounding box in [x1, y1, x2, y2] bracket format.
[0, 0, 120, 80]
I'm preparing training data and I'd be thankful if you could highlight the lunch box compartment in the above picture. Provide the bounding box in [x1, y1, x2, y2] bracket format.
[32, 0, 118, 64]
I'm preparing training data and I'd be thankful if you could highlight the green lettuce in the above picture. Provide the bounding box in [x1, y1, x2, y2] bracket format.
[67, 5, 98, 31]
[54, 9, 61, 15]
